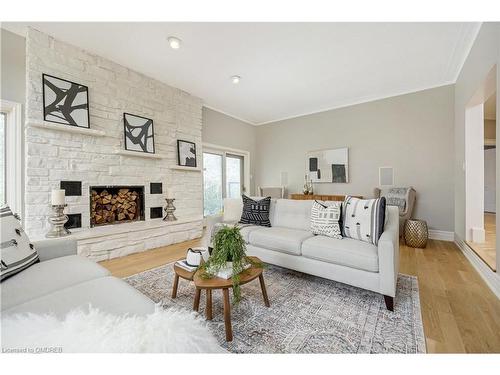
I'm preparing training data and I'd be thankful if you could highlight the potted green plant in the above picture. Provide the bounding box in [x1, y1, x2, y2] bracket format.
[200, 225, 262, 304]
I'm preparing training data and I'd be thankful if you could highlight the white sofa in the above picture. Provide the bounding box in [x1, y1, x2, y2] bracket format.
[212, 198, 400, 310]
[1, 239, 156, 317]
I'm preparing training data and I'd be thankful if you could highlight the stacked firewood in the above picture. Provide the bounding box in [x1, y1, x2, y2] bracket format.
[91, 188, 139, 226]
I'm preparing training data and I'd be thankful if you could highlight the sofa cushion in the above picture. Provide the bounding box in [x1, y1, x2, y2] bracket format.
[342, 196, 386, 245]
[310, 200, 342, 239]
[248, 227, 314, 255]
[1, 205, 39, 281]
[272, 199, 313, 231]
[3, 276, 155, 318]
[239, 225, 261, 243]
[239, 195, 272, 227]
[1, 255, 110, 311]
[301, 235, 379, 272]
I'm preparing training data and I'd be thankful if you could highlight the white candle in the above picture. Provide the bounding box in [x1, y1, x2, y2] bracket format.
[51, 189, 66, 206]
[165, 187, 173, 199]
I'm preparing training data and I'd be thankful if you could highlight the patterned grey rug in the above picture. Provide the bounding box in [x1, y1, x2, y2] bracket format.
[125, 263, 426, 353]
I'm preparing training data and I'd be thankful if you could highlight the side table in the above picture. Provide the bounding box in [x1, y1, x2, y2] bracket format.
[404, 219, 428, 248]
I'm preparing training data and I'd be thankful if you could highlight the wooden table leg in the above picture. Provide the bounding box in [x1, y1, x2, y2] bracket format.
[171, 274, 179, 299]
[206, 289, 213, 320]
[222, 288, 233, 342]
[259, 274, 270, 307]
[193, 288, 201, 311]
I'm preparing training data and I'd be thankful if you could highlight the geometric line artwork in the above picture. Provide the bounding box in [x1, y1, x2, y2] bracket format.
[123, 113, 155, 154]
[42, 74, 90, 128]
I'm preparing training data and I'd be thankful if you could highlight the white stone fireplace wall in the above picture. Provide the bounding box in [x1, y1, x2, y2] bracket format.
[25, 28, 203, 260]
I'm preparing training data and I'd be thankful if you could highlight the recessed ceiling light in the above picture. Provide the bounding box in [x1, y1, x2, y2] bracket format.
[167, 36, 182, 49]
[231, 75, 241, 84]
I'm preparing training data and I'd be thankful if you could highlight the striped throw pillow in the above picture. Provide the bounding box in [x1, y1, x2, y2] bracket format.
[310, 200, 342, 239]
[1, 206, 39, 281]
[239, 195, 272, 227]
[342, 196, 386, 245]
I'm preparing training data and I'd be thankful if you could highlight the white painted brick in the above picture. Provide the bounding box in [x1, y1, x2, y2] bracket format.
[25, 28, 203, 258]
[27, 143, 58, 157]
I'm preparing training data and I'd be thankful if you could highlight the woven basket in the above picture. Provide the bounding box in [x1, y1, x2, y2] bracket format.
[404, 219, 428, 248]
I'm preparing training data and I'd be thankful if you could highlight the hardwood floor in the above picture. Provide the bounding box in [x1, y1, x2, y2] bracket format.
[99, 236, 500, 353]
[466, 213, 496, 271]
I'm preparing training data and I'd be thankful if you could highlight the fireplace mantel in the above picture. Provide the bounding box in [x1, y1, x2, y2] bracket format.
[72, 216, 202, 240]
[37, 216, 204, 261]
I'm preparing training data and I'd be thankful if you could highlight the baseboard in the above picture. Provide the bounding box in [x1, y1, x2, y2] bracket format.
[428, 230, 454, 241]
[454, 233, 500, 299]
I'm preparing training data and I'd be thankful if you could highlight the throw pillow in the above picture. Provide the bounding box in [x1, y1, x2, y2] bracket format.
[310, 200, 343, 239]
[1, 206, 39, 281]
[342, 196, 386, 245]
[239, 195, 272, 227]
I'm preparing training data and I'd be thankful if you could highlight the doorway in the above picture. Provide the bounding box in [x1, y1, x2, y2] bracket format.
[465, 66, 497, 271]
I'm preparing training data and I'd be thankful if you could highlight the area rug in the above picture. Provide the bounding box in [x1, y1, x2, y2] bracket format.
[125, 264, 426, 353]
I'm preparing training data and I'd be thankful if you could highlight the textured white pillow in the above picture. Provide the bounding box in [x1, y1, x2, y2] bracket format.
[342, 196, 386, 245]
[222, 198, 243, 223]
[310, 201, 342, 239]
[1, 206, 39, 281]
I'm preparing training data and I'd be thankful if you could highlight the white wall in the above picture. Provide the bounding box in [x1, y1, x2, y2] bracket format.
[484, 147, 496, 213]
[1, 29, 25, 104]
[202, 106, 256, 194]
[465, 104, 485, 241]
[255, 85, 455, 232]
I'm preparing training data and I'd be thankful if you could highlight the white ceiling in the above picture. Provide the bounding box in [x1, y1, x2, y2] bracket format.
[3, 22, 480, 125]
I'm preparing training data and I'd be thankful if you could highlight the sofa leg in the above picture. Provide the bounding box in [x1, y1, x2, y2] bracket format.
[383, 295, 394, 311]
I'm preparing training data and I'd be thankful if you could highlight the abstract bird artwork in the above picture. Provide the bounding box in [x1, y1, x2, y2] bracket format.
[123, 113, 155, 154]
[42, 74, 90, 128]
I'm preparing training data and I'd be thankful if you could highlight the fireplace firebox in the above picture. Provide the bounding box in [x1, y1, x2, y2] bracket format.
[90, 186, 145, 227]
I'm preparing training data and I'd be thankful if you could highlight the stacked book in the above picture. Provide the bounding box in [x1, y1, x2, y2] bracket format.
[175, 259, 198, 272]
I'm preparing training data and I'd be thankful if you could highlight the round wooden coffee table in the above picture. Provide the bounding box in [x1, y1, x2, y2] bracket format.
[193, 256, 270, 342]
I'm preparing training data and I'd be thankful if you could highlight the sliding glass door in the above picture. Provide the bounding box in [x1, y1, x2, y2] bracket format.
[203, 152, 223, 217]
[203, 149, 245, 217]
[225, 154, 244, 199]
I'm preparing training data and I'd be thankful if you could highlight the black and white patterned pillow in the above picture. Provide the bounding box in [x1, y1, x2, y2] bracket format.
[1, 206, 39, 281]
[239, 195, 272, 227]
[342, 196, 386, 245]
[310, 200, 342, 239]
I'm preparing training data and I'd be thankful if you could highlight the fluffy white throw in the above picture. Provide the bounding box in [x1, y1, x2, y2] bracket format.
[1, 306, 225, 353]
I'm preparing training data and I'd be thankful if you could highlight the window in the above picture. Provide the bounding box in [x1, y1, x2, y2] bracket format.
[226, 154, 244, 199]
[0, 100, 22, 215]
[203, 152, 223, 217]
[0, 112, 5, 205]
[202, 144, 250, 217]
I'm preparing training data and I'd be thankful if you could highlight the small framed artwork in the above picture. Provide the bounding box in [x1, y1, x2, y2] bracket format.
[123, 113, 155, 154]
[177, 140, 197, 167]
[42, 74, 90, 128]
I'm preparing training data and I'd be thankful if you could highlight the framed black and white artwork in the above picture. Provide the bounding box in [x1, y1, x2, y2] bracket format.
[42, 74, 90, 128]
[177, 140, 197, 167]
[306, 147, 349, 183]
[123, 113, 155, 154]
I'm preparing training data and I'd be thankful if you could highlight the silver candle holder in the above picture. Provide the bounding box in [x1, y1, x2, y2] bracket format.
[163, 198, 177, 221]
[46, 204, 71, 238]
